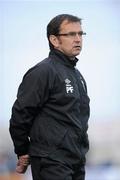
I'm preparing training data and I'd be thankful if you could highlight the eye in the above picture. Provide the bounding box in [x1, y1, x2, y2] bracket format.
[78, 31, 86, 36]
[69, 32, 76, 37]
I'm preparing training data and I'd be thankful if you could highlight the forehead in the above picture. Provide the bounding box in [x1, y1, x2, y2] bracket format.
[60, 20, 82, 32]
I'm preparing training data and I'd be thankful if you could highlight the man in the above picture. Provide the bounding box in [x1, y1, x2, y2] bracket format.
[9, 14, 90, 180]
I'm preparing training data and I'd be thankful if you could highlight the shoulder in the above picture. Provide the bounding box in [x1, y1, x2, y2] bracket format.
[75, 68, 84, 79]
[23, 57, 56, 86]
[23, 57, 56, 80]
[75, 68, 81, 77]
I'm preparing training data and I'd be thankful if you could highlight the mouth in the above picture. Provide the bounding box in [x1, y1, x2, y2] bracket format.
[74, 46, 81, 49]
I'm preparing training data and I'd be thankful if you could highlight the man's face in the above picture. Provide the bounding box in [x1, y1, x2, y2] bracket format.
[56, 20, 84, 58]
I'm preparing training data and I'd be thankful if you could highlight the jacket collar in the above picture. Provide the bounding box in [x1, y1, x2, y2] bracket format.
[49, 49, 78, 68]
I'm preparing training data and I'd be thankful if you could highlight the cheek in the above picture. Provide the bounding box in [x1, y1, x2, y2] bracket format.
[63, 40, 73, 48]
[59, 39, 73, 51]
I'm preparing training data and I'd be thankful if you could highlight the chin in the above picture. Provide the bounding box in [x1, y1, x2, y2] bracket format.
[74, 49, 81, 55]
[74, 52, 81, 57]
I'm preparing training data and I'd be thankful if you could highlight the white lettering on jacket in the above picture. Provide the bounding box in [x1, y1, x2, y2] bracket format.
[65, 79, 74, 93]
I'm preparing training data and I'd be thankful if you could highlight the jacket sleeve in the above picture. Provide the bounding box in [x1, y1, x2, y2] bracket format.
[9, 64, 50, 156]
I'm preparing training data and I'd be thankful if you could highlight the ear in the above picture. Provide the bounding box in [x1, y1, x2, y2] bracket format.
[49, 35, 59, 48]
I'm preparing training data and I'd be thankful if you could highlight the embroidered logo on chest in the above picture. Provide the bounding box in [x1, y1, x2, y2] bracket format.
[65, 78, 74, 93]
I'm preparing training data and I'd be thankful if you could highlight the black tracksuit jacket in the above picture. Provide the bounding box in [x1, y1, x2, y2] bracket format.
[9, 49, 90, 159]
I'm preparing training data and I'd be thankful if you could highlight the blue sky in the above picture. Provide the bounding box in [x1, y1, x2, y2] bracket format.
[1, 0, 120, 125]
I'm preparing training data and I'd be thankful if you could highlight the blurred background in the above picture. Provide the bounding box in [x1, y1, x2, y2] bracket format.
[0, 0, 120, 179]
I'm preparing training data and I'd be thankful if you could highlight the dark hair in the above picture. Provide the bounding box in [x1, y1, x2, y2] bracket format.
[47, 14, 82, 50]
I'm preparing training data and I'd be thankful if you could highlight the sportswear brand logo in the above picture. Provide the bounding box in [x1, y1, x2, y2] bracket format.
[65, 79, 74, 93]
